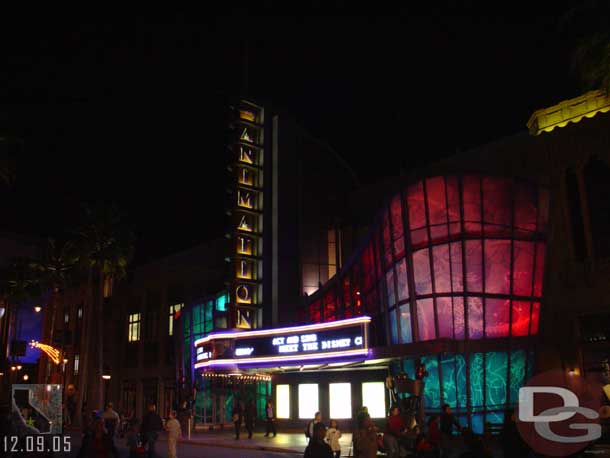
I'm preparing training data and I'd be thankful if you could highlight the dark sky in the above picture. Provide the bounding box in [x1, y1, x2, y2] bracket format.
[0, 7, 590, 264]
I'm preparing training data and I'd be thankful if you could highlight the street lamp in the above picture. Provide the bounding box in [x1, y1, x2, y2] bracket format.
[23, 374, 28, 381]
[34, 306, 41, 313]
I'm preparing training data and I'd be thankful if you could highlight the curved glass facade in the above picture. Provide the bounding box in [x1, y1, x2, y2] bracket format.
[303, 175, 549, 431]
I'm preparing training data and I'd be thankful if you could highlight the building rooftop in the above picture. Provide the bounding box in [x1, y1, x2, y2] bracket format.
[527, 90, 610, 136]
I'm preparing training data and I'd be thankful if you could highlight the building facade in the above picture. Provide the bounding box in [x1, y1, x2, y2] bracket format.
[191, 91, 610, 433]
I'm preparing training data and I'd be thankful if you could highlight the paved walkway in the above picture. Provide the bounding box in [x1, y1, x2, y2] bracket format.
[175, 429, 353, 455]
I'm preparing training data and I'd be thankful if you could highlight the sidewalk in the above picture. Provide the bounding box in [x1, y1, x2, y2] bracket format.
[162, 429, 353, 456]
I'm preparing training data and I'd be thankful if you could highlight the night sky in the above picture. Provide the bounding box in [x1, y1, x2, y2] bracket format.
[0, 7, 592, 264]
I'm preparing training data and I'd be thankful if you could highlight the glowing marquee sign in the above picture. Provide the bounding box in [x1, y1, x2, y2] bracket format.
[226, 99, 265, 328]
[194, 316, 371, 368]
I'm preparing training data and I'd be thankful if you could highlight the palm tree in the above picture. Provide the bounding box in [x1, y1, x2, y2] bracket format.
[561, 2, 610, 94]
[73, 203, 134, 413]
[30, 239, 79, 382]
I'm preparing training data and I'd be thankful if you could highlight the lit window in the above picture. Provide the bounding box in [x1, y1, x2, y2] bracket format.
[276, 385, 290, 419]
[74, 354, 79, 376]
[329, 383, 352, 419]
[362, 382, 386, 418]
[77, 307, 82, 319]
[64, 312, 69, 325]
[168, 304, 184, 336]
[298, 384, 319, 419]
[103, 276, 114, 298]
[128, 313, 141, 342]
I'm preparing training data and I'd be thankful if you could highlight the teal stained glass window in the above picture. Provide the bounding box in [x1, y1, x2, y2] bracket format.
[485, 352, 507, 408]
[440, 353, 457, 408]
[216, 294, 227, 311]
[389, 308, 398, 344]
[205, 301, 214, 333]
[399, 303, 413, 343]
[471, 413, 484, 434]
[469, 353, 484, 408]
[421, 355, 440, 408]
[403, 359, 415, 379]
[455, 354, 467, 409]
[509, 350, 526, 404]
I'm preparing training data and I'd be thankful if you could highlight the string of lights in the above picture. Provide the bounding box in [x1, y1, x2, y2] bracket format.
[29, 340, 62, 365]
[201, 372, 271, 382]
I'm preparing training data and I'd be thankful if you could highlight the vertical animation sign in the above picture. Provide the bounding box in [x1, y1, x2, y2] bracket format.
[226, 100, 264, 329]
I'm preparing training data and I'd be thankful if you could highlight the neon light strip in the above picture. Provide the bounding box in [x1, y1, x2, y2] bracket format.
[194, 348, 370, 369]
[194, 316, 371, 347]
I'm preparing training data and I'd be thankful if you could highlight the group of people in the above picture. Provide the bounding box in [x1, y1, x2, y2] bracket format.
[231, 399, 277, 439]
[303, 412, 342, 458]
[77, 402, 183, 458]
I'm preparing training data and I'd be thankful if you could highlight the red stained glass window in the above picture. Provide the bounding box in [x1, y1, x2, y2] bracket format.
[533, 243, 545, 297]
[396, 259, 409, 302]
[514, 182, 537, 233]
[366, 287, 379, 315]
[390, 196, 405, 259]
[342, 276, 351, 311]
[463, 175, 482, 233]
[453, 297, 465, 339]
[362, 243, 375, 292]
[513, 241, 534, 296]
[450, 242, 464, 292]
[385, 268, 396, 307]
[417, 298, 436, 341]
[309, 300, 321, 323]
[446, 176, 461, 223]
[433, 244, 451, 293]
[413, 249, 432, 295]
[485, 298, 509, 337]
[430, 224, 449, 243]
[408, 182, 427, 229]
[465, 240, 483, 292]
[482, 177, 511, 231]
[323, 291, 336, 322]
[511, 301, 531, 337]
[530, 302, 540, 334]
[374, 230, 383, 279]
[383, 211, 393, 267]
[436, 297, 454, 338]
[411, 228, 428, 248]
[426, 177, 447, 225]
[484, 240, 511, 295]
[468, 297, 483, 339]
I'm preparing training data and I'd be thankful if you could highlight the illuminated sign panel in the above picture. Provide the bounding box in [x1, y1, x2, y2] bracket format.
[194, 316, 370, 368]
[227, 99, 265, 329]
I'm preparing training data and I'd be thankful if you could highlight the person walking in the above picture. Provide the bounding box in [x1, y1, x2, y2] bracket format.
[165, 410, 182, 458]
[177, 401, 191, 439]
[102, 403, 120, 438]
[244, 399, 257, 439]
[325, 419, 342, 458]
[232, 400, 243, 440]
[264, 399, 276, 437]
[352, 415, 377, 458]
[304, 422, 333, 458]
[140, 403, 163, 458]
[306, 412, 324, 442]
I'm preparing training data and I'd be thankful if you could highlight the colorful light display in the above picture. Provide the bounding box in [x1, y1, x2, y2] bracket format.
[304, 175, 548, 432]
[29, 340, 62, 365]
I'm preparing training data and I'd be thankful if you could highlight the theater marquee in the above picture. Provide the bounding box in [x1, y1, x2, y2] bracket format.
[194, 316, 371, 368]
